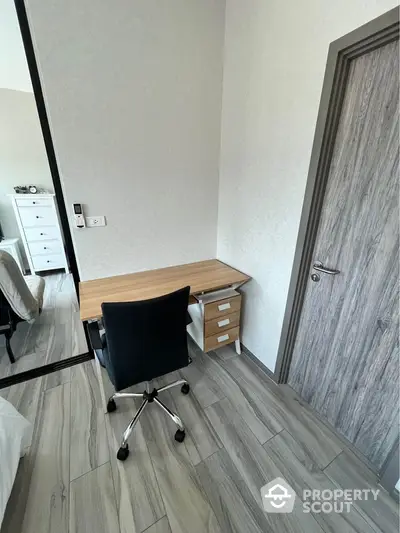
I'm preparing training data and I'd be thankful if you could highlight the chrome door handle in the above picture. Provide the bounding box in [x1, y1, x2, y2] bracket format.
[313, 261, 340, 275]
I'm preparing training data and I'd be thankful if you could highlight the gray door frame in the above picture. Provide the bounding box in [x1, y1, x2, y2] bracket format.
[275, 7, 399, 385]
[380, 440, 400, 499]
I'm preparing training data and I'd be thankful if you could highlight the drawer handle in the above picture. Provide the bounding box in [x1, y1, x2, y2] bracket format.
[217, 334, 229, 343]
[218, 318, 230, 328]
[218, 302, 231, 311]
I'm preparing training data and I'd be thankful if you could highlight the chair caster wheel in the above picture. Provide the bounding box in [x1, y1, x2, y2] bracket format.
[174, 429, 186, 443]
[181, 383, 190, 395]
[117, 446, 129, 461]
[107, 399, 117, 413]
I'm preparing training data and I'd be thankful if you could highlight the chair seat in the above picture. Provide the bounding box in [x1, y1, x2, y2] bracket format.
[0, 250, 46, 323]
[24, 275, 45, 311]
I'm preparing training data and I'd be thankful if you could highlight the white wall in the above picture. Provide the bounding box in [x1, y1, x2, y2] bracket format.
[217, 0, 398, 371]
[0, 89, 54, 256]
[25, 0, 225, 281]
[0, 0, 33, 92]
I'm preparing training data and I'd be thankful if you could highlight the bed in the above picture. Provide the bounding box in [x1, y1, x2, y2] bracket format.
[0, 396, 32, 527]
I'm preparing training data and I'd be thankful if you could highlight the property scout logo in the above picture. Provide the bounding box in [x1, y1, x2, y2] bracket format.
[261, 478, 295, 513]
[261, 478, 380, 514]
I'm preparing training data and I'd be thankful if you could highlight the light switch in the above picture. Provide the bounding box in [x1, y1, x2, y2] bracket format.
[86, 216, 106, 227]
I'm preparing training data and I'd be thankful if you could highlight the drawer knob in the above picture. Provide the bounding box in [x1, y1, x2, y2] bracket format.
[47, 260, 50, 263]
[33, 201, 36, 204]
[44, 247, 47, 250]
[218, 302, 231, 311]
[36, 216, 40, 219]
[40, 233, 44, 236]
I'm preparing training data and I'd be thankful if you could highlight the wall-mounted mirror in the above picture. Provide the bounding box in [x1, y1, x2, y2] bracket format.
[0, 0, 89, 386]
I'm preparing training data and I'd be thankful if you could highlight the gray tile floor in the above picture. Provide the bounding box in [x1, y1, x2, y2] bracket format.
[0, 340, 398, 533]
[0, 272, 87, 380]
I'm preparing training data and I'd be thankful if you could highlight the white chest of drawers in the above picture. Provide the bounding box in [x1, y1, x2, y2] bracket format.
[9, 194, 69, 275]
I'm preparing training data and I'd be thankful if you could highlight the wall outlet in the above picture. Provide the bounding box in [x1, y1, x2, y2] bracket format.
[86, 216, 106, 227]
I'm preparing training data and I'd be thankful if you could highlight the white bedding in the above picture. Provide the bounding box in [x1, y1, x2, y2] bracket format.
[0, 397, 32, 527]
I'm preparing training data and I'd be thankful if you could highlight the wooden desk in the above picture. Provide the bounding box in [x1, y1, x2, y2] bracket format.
[80, 259, 250, 353]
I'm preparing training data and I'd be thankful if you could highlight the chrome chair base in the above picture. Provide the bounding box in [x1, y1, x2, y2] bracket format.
[107, 379, 190, 461]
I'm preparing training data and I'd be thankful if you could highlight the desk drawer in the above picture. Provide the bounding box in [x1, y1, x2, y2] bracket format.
[32, 253, 65, 271]
[29, 240, 62, 257]
[204, 312, 240, 337]
[204, 326, 239, 352]
[19, 206, 56, 228]
[204, 294, 241, 321]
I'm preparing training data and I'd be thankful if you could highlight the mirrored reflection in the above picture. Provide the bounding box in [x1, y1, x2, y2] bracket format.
[0, 1, 87, 381]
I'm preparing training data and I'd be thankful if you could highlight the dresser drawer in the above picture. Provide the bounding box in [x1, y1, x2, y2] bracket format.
[16, 197, 53, 208]
[32, 253, 65, 271]
[204, 294, 241, 321]
[29, 240, 62, 257]
[19, 206, 56, 228]
[24, 226, 60, 242]
[204, 326, 239, 352]
[204, 311, 240, 337]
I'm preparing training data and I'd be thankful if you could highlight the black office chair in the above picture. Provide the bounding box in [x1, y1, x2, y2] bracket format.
[97, 286, 192, 461]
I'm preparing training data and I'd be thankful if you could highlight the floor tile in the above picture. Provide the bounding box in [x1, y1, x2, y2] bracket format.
[138, 392, 222, 533]
[164, 381, 222, 465]
[70, 463, 120, 533]
[196, 447, 273, 533]
[106, 397, 165, 533]
[205, 397, 324, 533]
[325, 451, 399, 533]
[222, 355, 343, 467]
[70, 361, 109, 481]
[264, 430, 377, 533]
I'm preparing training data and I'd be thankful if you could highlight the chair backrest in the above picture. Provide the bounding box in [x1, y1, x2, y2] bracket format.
[0, 251, 39, 322]
[101, 286, 190, 391]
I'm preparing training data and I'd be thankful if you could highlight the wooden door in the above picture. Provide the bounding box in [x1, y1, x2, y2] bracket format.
[288, 39, 399, 470]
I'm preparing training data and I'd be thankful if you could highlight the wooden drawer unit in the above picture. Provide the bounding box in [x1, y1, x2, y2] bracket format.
[204, 326, 240, 352]
[204, 312, 240, 337]
[204, 294, 241, 321]
[187, 288, 242, 355]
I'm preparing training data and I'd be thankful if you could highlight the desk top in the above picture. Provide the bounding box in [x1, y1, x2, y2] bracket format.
[79, 259, 250, 321]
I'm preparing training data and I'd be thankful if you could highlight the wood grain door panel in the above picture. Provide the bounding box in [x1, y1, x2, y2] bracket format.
[288, 39, 399, 470]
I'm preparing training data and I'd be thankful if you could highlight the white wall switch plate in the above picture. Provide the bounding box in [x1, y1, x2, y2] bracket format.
[86, 216, 106, 227]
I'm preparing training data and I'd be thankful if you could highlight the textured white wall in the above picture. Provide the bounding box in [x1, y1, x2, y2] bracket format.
[0, 0, 53, 260]
[0, 0, 33, 92]
[218, 0, 398, 371]
[0, 89, 54, 259]
[25, 0, 225, 280]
